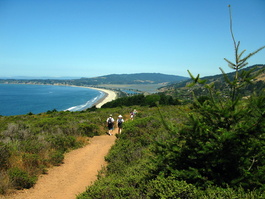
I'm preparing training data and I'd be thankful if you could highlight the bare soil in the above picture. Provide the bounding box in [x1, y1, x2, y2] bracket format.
[2, 130, 117, 199]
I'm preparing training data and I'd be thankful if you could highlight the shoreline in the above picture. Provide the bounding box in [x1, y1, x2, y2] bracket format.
[0, 83, 117, 114]
[80, 87, 117, 108]
[61, 85, 117, 108]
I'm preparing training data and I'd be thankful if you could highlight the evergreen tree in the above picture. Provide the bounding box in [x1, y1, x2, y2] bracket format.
[151, 5, 265, 190]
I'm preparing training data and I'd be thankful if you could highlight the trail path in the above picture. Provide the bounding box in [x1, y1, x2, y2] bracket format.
[4, 130, 117, 199]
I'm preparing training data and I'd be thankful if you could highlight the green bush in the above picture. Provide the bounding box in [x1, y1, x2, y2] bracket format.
[49, 150, 64, 166]
[102, 93, 180, 108]
[0, 107, 133, 193]
[0, 171, 11, 194]
[146, 176, 196, 199]
[46, 134, 78, 152]
[78, 123, 99, 137]
[8, 167, 36, 189]
[77, 175, 142, 199]
[0, 142, 10, 170]
[196, 186, 265, 199]
[20, 139, 46, 154]
[22, 153, 40, 173]
[148, 6, 265, 191]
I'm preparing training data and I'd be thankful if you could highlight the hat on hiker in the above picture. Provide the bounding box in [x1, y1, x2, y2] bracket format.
[118, 115, 122, 118]
[110, 114, 112, 117]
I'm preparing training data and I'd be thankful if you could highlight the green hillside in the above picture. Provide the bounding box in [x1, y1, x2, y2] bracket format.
[1, 4, 265, 198]
[159, 64, 265, 102]
[1, 61, 264, 197]
[0, 73, 188, 86]
[81, 73, 188, 85]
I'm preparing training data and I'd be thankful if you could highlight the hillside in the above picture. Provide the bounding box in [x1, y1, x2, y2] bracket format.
[0, 73, 188, 86]
[159, 64, 265, 99]
[79, 73, 188, 85]
[1, 62, 265, 198]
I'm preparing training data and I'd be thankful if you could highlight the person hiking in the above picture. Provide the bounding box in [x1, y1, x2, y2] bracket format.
[106, 114, 115, 135]
[130, 111, 134, 120]
[130, 109, 137, 120]
[117, 115, 124, 134]
[133, 109, 137, 117]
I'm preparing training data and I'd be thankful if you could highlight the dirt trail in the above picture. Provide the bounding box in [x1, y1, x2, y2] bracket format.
[3, 130, 117, 199]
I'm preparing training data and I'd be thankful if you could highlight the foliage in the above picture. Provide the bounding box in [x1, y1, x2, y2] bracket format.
[0, 142, 10, 170]
[145, 176, 196, 199]
[149, 5, 265, 192]
[161, 64, 265, 100]
[1, 6, 265, 196]
[0, 171, 11, 194]
[0, 107, 131, 193]
[78, 104, 264, 198]
[46, 134, 78, 152]
[77, 174, 144, 199]
[102, 93, 180, 108]
[78, 6, 265, 198]
[8, 167, 37, 189]
[49, 150, 65, 166]
[0, 73, 188, 86]
[78, 123, 100, 137]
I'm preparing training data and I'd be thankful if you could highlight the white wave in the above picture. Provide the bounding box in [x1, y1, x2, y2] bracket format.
[65, 94, 103, 112]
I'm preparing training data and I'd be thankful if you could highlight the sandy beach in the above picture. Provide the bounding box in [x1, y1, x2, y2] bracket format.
[87, 87, 117, 108]
[67, 85, 117, 109]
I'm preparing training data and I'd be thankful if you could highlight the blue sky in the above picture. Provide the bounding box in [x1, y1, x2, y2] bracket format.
[0, 0, 264, 78]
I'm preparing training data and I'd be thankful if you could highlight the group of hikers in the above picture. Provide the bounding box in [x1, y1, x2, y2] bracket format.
[106, 109, 137, 135]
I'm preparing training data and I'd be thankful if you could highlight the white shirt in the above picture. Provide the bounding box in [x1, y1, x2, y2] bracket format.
[117, 118, 124, 124]
[107, 117, 114, 123]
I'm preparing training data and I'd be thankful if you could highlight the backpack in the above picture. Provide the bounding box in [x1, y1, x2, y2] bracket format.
[108, 117, 113, 124]
[118, 119, 123, 124]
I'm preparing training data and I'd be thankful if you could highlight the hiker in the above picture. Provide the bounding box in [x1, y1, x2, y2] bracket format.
[130, 109, 137, 120]
[106, 114, 115, 135]
[117, 115, 124, 134]
[130, 111, 134, 120]
[133, 109, 137, 117]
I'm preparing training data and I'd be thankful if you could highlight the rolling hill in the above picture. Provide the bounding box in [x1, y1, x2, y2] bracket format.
[71, 73, 189, 85]
[0, 73, 188, 86]
[159, 64, 265, 99]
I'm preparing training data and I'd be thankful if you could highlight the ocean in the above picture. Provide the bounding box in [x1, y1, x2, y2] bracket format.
[0, 84, 105, 116]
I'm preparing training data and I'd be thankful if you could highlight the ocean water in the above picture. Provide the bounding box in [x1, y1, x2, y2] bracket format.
[0, 84, 105, 116]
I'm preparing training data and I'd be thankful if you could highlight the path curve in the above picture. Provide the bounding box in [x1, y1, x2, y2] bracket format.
[3, 131, 117, 199]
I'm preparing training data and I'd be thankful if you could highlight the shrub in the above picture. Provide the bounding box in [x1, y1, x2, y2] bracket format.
[78, 123, 99, 137]
[22, 153, 40, 174]
[149, 5, 265, 191]
[77, 175, 142, 199]
[146, 176, 196, 199]
[0, 171, 11, 194]
[49, 150, 64, 166]
[46, 134, 78, 152]
[20, 139, 45, 154]
[8, 167, 36, 189]
[0, 142, 10, 170]
[196, 186, 265, 199]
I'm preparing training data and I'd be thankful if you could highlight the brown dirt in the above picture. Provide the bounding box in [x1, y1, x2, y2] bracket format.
[2, 130, 117, 199]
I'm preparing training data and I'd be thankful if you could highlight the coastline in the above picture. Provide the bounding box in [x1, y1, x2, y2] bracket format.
[84, 87, 117, 108]
[0, 83, 117, 115]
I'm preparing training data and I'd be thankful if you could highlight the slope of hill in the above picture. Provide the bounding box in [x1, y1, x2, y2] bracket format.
[159, 64, 265, 99]
[0, 73, 188, 86]
[80, 73, 188, 85]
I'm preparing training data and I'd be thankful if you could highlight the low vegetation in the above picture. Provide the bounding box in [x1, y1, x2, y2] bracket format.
[0, 107, 132, 194]
[1, 5, 265, 198]
[77, 101, 265, 198]
[77, 6, 265, 198]
[102, 93, 181, 108]
[0, 73, 187, 87]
